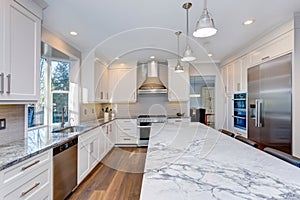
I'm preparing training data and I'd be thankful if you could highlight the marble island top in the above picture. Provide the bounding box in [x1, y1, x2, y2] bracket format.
[140, 122, 300, 200]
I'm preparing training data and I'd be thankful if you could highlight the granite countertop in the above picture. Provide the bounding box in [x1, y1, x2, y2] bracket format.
[0, 118, 116, 171]
[140, 122, 300, 200]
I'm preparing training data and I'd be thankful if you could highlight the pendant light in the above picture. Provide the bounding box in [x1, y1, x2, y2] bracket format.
[193, 0, 217, 38]
[175, 31, 184, 73]
[181, 2, 196, 62]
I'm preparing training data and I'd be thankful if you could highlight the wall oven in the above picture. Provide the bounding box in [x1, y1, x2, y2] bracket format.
[137, 115, 167, 147]
[233, 93, 247, 131]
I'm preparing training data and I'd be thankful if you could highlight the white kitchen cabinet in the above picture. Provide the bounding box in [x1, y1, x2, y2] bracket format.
[168, 63, 189, 102]
[249, 30, 293, 67]
[78, 127, 101, 184]
[82, 55, 109, 103]
[115, 119, 137, 145]
[223, 95, 234, 132]
[0, 0, 41, 102]
[101, 121, 116, 153]
[0, 150, 52, 200]
[108, 68, 137, 103]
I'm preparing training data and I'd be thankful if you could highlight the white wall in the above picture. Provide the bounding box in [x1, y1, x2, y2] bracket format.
[189, 63, 225, 130]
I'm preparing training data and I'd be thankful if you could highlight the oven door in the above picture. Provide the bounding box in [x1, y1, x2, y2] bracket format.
[137, 122, 151, 146]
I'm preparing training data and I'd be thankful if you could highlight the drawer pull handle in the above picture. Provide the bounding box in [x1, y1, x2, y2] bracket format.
[123, 128, 131, 131]
[0, 73, 4, 94]
[175, 120, 182, 122]
[261, 56, 270, 61]
[21, 182, 40, 196]
[21, 160, 40, 171]
[6, 74, 11, 94]
[123, 138, 131, 141]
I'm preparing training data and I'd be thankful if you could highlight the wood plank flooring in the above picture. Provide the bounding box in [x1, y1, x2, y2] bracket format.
[67, 147, 147, 200]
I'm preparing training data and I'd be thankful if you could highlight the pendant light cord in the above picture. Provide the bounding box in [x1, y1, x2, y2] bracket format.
[177, 33, 180, 60]
[186, 8, 189, 45]
[204, 0, 207, 10]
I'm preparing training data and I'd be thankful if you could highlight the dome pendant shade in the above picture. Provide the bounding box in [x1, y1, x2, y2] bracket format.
[174, 31, 184, 73]
[181, 45, 196, 62]
[182, 2, 196, 62]
[193, 9, 217, 38]
[174, 61, 184, 73]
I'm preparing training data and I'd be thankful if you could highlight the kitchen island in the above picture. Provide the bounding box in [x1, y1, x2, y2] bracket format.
[140, 122, 300, 199]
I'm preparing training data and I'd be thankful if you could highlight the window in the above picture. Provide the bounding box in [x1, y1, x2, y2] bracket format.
[28, 58, 47, 128]
[28, 58, 70, 128]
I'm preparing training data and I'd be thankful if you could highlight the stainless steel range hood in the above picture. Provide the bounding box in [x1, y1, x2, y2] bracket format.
[138, 61, 167, 94]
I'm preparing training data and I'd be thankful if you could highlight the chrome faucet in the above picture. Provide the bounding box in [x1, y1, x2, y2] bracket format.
[61, 107, 65, 128]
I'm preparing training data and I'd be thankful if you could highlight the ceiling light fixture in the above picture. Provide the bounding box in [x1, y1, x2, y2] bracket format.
[150, 56, 155, 59]
[208, 53, 213, 57]
[175, 31, 184, 73]
[243, 19, 255, 25]
[115, 57, 119, 60]
[181, 2, 196, 62]
[70, 31, 78, 36]
[193, 0, 217, 38]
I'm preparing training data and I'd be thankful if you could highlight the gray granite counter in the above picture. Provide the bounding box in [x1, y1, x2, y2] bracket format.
[0, 118, 116, 171]
[140, 122, 300, 200]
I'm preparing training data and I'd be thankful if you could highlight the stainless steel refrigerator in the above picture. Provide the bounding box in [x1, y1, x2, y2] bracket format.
[248, 53, 292, 154]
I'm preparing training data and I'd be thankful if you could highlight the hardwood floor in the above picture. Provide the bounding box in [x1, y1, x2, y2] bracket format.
[67, 147, 147, 200]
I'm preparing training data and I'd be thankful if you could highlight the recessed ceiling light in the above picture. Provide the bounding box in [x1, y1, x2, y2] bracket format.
[243, 19, 255, 26]
[115, 57, 119, 60]
[120, 63, 125, 66]
[208, 53, 213, 57]
[150, 56, 155, 59]
[70, 31, 78, 36]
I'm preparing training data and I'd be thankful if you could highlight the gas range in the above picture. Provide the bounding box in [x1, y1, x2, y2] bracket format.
[137, 115, 167, 123]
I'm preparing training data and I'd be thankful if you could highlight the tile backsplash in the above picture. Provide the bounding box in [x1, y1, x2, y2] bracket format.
[0, 105, 25, 145]
[80, 103, 111, 122]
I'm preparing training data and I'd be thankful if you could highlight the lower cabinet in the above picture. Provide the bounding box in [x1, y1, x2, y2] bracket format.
[115, 119, 137, 145]
[0, 150, 52, 200]
[78, 121, 116, 184]
[78, 127, 101, 184]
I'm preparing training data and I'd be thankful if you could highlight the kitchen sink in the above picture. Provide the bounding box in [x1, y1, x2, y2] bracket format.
[52, 126, 89, 133]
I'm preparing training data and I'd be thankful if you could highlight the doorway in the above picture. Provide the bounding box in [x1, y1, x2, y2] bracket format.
[190, 76, 215, 128]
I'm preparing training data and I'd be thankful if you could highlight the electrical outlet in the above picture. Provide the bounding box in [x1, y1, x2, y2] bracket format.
[0, 118, 6, 130]
[84, 109, 87, 115]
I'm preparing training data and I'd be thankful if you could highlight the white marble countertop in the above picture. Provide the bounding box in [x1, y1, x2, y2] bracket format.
[140, 122, 300, 200]
[0, 118, 115, 171]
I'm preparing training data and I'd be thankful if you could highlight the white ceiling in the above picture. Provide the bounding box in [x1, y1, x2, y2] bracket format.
[42, 0, 300, 64]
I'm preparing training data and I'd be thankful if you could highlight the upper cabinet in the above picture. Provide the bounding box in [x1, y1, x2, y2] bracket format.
[108, 67, 137, 103]
[0, 0, 41, 102]
[168, 61, 189, 102]
[81, 54, 109, 103]
[249, 31, 293, 67]
[221, 30, 293, 95]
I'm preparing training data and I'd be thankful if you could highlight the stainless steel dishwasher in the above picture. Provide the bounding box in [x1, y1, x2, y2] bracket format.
[53, 137, 78, 200]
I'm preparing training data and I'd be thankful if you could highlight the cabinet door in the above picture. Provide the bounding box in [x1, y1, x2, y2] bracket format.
[226, 63, 234, 94]
[233, 60, 242, 92]
[109, 68, 137, 103]
[89, 135, 99, 169]
[98, 127, 106, 160]
[240, 56, 249, 92]
[78, 139, 89, 184]
[2, 0, 41, 101]
[226, 95, 234, 132]
[168, 65, 189, 101]
[95, 60, 108, 102]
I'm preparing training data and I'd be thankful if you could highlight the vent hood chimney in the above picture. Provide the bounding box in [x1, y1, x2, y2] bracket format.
[138, 61, 167, 94]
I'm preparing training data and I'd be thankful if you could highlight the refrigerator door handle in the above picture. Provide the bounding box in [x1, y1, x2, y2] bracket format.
[255, 99, 263, 128]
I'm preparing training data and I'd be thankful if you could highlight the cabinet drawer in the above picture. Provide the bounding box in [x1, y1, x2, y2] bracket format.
[116, 119, 137, 127]
[1, 150, 51, 185]
[1, 163, 51, 200]
[116, 136, 137, 144]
